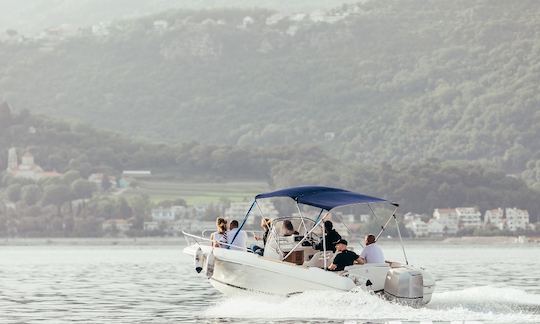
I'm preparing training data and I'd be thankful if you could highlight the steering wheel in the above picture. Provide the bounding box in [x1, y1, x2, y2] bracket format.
[306, 231, 322, 246]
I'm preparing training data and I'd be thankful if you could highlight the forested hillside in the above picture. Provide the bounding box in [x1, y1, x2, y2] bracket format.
[1, 106, 539, 219]
[1, 0, 540, 189]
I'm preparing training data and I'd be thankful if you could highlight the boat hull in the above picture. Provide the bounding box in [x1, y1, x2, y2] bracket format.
[183, 244, 434, 305]
[209, 247, 356, 296]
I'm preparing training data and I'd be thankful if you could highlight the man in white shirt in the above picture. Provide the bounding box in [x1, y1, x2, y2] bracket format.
[227, 220, 248, 251]
[358, 234, 385, 264]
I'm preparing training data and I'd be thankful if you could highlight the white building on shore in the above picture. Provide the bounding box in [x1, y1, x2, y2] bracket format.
[455, 207, 482, 230]
[143, 221, 160, 231]
[6, 148, 61, 180]
[405, 219, 429, 237]
[433, 208, 459, 234]
[151, 207, 176, 222]
[505, 208, 530, 231]
[484, 208, 505, 230]
[427, 219, 445, 237]
[403, 212, 423, 223]
[433, 208, 458, 221]
[225, 201, 279, 226]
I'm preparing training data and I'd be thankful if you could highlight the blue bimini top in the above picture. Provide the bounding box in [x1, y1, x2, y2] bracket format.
[255, 186, 390, 211]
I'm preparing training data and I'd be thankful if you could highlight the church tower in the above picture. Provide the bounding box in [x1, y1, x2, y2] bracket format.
[7, 147, 18, 171]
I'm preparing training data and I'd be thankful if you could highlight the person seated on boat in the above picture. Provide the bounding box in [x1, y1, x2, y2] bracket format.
[328, 239, 360, 271]
[210, 217, 228, 248]
[357, 234, 385, 264]
[251, 217, 271, 256]
[315, 220, 342, 252]
[282, 220, 299, 236]
[227, 220, 248, 251]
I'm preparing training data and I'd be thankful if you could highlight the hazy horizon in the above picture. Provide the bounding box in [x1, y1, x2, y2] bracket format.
[0, 0, 359, 35]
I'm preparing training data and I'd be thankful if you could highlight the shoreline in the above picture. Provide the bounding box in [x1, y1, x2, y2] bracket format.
[0, 235, 538, 246]
[0, 237, 186, 246]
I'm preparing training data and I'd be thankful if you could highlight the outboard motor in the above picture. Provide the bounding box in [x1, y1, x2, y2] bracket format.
[383, 268, 423, 307]
[194, 247, 203, 273]
[204, 251, 215, 279]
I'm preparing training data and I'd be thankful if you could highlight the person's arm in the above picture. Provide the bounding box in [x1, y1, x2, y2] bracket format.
[210, 233, 219, 247]
[353, 251, 362, 264]
[328, 253, 341, 270]
[358, 249, 367, 264]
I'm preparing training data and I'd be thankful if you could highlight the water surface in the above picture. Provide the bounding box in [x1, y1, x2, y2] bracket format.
[0, 243, 539, 323]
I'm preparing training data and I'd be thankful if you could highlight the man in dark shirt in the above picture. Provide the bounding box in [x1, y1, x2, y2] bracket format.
[328, 239, 359, 271]
[315, 220, 342, 252]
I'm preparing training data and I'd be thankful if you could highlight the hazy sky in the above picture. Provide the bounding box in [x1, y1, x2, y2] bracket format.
[0, 0, 359, 35]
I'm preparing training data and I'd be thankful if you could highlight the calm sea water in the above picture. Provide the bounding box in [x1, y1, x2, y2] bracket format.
[0, 242, 539, 323]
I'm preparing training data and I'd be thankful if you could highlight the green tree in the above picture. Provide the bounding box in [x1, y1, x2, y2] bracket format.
[78, 162, 93, 178]
[6, 184, 22, 202]
[172, 198, 187, 207]
[128, 194, 150, 230]
[47, 154, 66, 172]
[0, 102, 13, 129]
[101, 174, 112, 191]
[62, 170, 81, 185]
[21, 184, 42, 206]
[96, 199, 116, 219]
[71, 179, 96, 199]
[42, 185, 72, 216]
[117, 197, 133, 219]
[5, 29, 17, 37]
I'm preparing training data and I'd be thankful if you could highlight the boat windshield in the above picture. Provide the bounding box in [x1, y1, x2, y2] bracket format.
[271, 217, 319, 237]
[263, 217, 324, 263]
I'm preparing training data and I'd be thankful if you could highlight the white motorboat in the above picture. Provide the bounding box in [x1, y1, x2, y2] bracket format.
[183, 186, 435, 307]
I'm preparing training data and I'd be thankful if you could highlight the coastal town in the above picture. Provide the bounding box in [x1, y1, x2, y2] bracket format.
[140, 204, 537, 239]
[1, 147, 537, 239]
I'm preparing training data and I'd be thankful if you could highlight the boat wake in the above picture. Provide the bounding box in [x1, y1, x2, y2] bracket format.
[204, 286, 540, 322]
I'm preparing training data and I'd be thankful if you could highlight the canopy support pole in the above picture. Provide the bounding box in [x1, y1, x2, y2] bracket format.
[322, 212, 328, 269]
[295, 201, 308, 235]
[375, 208, 395, 241]
[314, 208, 324, 223]
[255, 200, 265, 218]
[393, 211, 409, 265]
[228, 200, 255, 249]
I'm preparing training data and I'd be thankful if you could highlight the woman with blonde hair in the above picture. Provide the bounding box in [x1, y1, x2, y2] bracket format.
[210, 217, 228, 248]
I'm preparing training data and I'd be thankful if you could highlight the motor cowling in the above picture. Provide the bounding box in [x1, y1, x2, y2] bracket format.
[194, 247, 203, 273]
[204, 251, 215, 278]
[383, 268, 423, 308]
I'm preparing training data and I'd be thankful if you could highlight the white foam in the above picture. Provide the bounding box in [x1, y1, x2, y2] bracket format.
[430, 286, 540, 311]
[204, 287, 540, 322]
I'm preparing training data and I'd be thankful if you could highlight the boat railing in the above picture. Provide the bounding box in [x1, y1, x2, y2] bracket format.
[182, 230, 256, 252]
[200, 229, 264, 240]
[183, 230, 212, 247]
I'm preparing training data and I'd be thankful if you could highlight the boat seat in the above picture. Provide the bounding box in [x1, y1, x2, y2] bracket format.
[388, 261, 402, 268]
[303, 251, 334, 268]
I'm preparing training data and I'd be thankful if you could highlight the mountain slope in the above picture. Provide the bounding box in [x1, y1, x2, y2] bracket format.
[1, 106, 539, 216]
[1, 0, 539, 175]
